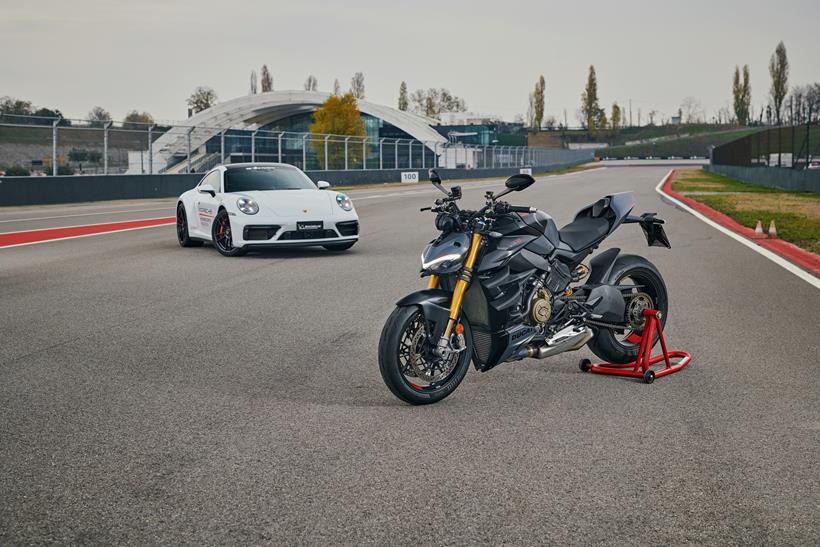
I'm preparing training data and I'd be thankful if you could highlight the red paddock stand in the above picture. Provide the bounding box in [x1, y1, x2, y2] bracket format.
[579, 309, 691, 384]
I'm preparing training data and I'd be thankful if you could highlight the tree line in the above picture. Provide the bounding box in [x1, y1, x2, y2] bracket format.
[0, 97, 155, 129]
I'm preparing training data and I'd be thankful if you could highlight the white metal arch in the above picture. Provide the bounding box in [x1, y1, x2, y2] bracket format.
[152, 90, 446, 171]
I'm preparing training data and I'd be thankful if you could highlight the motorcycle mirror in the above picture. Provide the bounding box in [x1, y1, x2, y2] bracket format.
[429, 169, 449, 196]
[505, 173, 535, 192]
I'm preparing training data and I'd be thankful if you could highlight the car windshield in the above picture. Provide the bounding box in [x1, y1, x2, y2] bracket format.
[224, 166, 317, 193]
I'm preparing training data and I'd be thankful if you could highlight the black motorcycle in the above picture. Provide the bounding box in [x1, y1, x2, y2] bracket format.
[379, 170, 672, 405]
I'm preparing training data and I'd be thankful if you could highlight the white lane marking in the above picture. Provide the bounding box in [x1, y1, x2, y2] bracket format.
[655, 170, 820, 290]
[0, 207, 172, 224]
[0, 223, 173, 250]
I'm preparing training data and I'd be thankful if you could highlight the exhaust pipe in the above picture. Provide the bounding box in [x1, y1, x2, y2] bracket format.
[525, 325, 593, 359]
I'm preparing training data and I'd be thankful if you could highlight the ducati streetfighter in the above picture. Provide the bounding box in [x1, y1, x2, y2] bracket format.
[378, 170, 671, 405]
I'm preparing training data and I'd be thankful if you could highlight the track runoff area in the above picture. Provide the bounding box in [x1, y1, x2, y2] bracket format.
[1, 166, 818, 544]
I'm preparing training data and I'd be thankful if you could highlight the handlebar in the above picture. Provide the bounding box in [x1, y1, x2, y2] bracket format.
[507, 205, 536, 213]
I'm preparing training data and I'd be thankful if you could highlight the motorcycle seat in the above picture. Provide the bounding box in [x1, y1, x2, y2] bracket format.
[558, 215, 610, 251]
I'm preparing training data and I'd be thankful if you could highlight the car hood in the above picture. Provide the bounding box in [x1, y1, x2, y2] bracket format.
[241, 189, 335, 218]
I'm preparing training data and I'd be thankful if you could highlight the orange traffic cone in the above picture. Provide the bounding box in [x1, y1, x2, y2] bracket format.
[768, 220, 778, 239]
[753, 220, 766, 238]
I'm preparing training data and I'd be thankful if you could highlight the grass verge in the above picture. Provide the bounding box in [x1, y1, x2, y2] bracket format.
[672, 168, 820, 254]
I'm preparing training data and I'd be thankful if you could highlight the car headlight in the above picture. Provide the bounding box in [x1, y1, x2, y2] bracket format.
[236, 197, 259, 215]
[336, 193, 353, 211]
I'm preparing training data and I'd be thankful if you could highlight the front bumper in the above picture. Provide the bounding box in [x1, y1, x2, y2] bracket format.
[229, 214, 360, 247]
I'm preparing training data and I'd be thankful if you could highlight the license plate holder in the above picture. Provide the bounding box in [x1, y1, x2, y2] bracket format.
[297, 221, 323, 231]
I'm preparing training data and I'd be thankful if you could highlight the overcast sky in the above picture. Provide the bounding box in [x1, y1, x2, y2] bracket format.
[2, 0, 818, 124]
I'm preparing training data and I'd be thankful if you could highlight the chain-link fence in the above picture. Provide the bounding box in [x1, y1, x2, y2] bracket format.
[711, 122, 819, 169]
[0, 113, 582, 176]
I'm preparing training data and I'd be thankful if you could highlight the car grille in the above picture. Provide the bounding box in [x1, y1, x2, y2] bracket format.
[336, 220, 359, 237]
[243, 225, 281, 241]
[278, 229, 337, 240]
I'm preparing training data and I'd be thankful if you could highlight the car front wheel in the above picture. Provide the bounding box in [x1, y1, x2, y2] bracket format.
[211, 209, 247, 257]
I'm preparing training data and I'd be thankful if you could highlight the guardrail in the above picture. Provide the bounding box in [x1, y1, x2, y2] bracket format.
[0, 154, 593, 206]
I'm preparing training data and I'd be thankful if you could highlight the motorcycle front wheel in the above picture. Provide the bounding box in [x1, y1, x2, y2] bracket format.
[378, 305, 472, 405]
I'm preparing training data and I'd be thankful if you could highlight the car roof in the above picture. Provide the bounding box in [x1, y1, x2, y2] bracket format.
[223, 162, 296, 170]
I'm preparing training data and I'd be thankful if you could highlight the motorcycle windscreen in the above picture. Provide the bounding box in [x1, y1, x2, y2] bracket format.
[640, 221, 671, 248]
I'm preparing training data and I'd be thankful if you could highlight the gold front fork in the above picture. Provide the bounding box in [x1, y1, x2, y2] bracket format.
[427, 274, 439, 289]
[443, 232, 484, 338]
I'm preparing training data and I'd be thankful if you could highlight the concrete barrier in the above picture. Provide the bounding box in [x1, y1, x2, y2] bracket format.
[0, 155, 593, 207]
[706, 164, 820, 193]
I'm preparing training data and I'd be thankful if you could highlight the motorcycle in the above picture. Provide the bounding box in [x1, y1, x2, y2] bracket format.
[378, 170, 672, 405]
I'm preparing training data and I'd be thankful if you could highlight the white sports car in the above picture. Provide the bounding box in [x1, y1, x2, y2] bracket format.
[176, 163, 359, 256]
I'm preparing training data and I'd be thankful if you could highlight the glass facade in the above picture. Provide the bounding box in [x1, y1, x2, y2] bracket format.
[203, 112, 513, 171]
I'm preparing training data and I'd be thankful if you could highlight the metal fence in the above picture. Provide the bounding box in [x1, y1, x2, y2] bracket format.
[711, 122, 819, 169]
[0, 113, 577, 176]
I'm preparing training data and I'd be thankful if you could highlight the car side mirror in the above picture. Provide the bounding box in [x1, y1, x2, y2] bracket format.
[198, 183, 216, 197]
[317, 180, 331, 190]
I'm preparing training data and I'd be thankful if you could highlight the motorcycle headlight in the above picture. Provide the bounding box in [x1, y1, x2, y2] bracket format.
[421, 252, 464, 271]
[237, 197, 259, 215]
[336, 193, 353, 211]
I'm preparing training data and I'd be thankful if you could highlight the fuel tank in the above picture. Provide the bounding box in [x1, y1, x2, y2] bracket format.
[478, 211, 560, 273]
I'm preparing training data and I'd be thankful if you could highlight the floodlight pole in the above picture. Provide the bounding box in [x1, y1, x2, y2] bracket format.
[220, 129, 226, 165]
[104, 121, 113, 175]
[324, 135, 330, 170]
[408, 140, 413, 169]
[148, 124, 155, 174]
[379, 138, 385, 170]
[251, 129, 258, 162]
[186, 127, 193, 173]
[362, 137, 367, 170]
[278, 132, 284, 163]
[52, 118, 59, 176]
[345, 136, 351, 170]
[302, 134, 308, 169]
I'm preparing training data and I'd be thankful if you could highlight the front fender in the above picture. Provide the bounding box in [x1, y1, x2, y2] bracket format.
[396, 289, 451, 339]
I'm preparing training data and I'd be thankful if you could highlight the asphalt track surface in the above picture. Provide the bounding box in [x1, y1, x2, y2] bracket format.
[1, 167, 818, 545]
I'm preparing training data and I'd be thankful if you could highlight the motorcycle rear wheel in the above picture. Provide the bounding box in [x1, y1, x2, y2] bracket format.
[586, 256, 668, 364]
[378, 305, 472, 405]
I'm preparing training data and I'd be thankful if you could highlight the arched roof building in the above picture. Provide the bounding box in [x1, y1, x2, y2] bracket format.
[152, 91, 447, 172]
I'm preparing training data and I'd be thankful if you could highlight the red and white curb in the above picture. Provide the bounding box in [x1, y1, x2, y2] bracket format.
[655, 169, 820, 290]
[0, 217, 174, 249]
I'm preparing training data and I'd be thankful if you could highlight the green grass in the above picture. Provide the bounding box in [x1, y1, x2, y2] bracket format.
[672, 169, 776, 193]
[672, 168, 820, 254]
